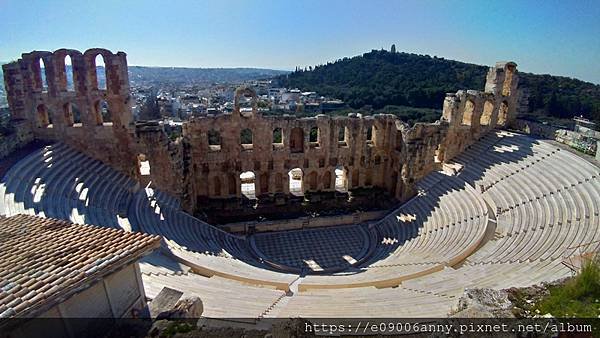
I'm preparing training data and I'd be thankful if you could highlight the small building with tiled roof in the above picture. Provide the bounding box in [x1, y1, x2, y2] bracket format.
[0, 214, 161, 336]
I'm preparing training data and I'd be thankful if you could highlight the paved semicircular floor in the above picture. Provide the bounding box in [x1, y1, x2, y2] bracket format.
[251, 225, 371, 273]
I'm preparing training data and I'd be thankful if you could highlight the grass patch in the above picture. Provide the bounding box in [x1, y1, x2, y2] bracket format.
[162, 321, 195, 337]
[535, 256, 600, 318]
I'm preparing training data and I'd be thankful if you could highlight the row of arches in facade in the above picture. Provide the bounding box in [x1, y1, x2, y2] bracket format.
[210, 166, 352, 200]
[37, 54, 108, 94]
[461, 100, 508, 127]
[206, 124, 380, 152]
[35, 100, 112, 128]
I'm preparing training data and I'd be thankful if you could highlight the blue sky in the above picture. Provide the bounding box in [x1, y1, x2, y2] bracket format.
[1, 0, 599, 83]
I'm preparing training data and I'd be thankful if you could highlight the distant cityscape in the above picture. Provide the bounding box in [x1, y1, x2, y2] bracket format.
[0, 64, 347, 125]
[129, 71, 346, 123]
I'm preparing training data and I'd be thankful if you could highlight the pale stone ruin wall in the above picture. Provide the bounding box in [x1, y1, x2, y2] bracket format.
[2, 49, 520, 215]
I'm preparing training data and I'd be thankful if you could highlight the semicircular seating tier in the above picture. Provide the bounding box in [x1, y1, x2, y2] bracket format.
[1, 129, 599, 319]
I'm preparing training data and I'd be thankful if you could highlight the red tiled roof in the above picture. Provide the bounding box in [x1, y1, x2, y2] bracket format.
[0, 214, 161, 318]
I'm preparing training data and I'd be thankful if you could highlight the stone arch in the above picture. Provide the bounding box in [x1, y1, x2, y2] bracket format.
[260, 173, 269, 194]
[290, 127, 304, 153]
[234, 86, 257, 117]
[498, 101, 509, 126]
[94, 55, 107, 90]
[93, 99, 111, 125]
[351, 168, 360, 188]
[84, 48, 113, 91]
[272, 127, 283, 145]
[24, 51, 52, 93]
[365, 170, 373, 186]
[53, 49, 82, 93]
[213, 176, 222, 196]
[480, 100, 494, 126]
[64, 55, 75, 92]
[288, 168, 303, 196]
[366, 125, 373, 143]
[208, 129, 222, 151]
[462, 99, 475, 126]
[240, 128, 253, 150]
[228, 174, 237, 195]
[335, 166, 348, 192]
[36, 104, 51, 128]
[338, 125, 348, 146]
[322, 171, 332, 190]
[434, 144, 442, 163]
[307, 171, 318, 191]
[275, 172, 284, 192]
[137, 154, 151, 176]
[63, 102, 81, 126]
[240, 171, 256, 199]
[309, 126, 319, 145]
[38, 58, 49, 93]
[372, 125, 379, 145]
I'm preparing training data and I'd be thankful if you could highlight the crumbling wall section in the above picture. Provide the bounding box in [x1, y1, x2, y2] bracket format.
[440, 62, 519, 161]
[134, 121, 185, 197]
[2, 48, 137, 175]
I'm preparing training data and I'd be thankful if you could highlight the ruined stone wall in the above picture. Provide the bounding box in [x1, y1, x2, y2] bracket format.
[440, 62, 520, 161]
[2, 48, 138, 176]
[3, 49, 520, 216]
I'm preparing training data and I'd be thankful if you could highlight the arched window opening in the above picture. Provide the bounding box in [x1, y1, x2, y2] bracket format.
[36, 104, 51, 128]
[63, 102, 82, 127]
[434, 144, 442, 163]
[63, 103, 74, 126]
[260, 173, 269, 194]
[213, 176, 222, 196]
[95, 55, 107, 90]
[228, 174, 237, 195]
[462, 100, 475, 126]
[365, 171, 373, 186]
[238, 91, 255, 117]
[309, 127, 320, 148]
[288, 168, 303, 196]
[272, 127, 283, 149]
[322, 171, 332, 190]
[290, 127, 304, 153]
[307, 171, 318, 190]
[65, 55, 75, 92]
[138, 154, 151, 176]
[240, 171, 256, 199]
[241, 128, 253, 150]
[335, 166, 348, 192]
[480, 100, 494, 126]
[351, 169, 359, 188]
[39, 59, 49, 93]
[94, 100, 111, 125]
[366, 125, 377, 146]
[208, 129, 222, 151]
[498, 101, 509, 126]
[275, 173, 284, 192]
[338, 126, 348, 147]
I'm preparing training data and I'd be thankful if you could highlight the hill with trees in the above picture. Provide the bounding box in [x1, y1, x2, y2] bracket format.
[277, 49, 600, 124]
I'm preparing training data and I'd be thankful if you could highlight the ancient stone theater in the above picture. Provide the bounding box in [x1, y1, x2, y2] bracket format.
[1, 48, 599, 319]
